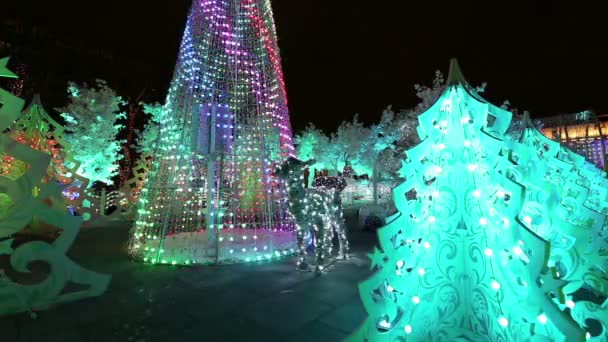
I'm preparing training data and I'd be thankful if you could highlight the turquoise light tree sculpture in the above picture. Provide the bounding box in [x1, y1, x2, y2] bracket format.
[349, 60, 608, 341]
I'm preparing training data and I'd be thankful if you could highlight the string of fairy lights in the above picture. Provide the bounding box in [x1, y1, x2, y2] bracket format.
[130, 0, 297, 265]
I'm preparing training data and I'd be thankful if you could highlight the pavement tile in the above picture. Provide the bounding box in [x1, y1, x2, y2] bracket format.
[45, 329, 86, 342]
[287, 320, 348, 342]
[240, 291, 334, 336]
[318, 298, 368, 334]
[291, 274, 361, 308]
[154, 312, 284, 342]
[0, 315, 21, 341]
[0, 220, 374, 342]
[186, 286, 266, 321]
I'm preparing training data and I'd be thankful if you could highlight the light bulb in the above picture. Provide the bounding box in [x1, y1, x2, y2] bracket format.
[412, 296, 420, 304]
[491, 280, 501, 290]
[498, 316, 509, 327]
[404, 325, 412, 334]
[537, 313, 548, 324]
[379, 320, 391, 329]
[484, 248, 493, 257]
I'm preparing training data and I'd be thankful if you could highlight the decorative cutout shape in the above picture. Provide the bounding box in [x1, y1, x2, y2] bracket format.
[0, 58, 110, 317]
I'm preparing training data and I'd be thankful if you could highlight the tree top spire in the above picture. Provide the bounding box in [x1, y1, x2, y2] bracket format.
[446, 58, 469, 86]
[522, 111, 536, 129]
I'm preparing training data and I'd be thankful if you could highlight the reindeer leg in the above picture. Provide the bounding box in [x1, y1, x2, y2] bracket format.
[326, 217, 334, 259]
[322, 216, 332, 263]
[313, 223, 324, 275]
[296, 223, 308, 270]
[336, 205, 349, 259]
[317, 214, 333, 275]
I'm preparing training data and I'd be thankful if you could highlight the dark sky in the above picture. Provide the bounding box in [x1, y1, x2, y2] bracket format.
[4, 0, 608, 133]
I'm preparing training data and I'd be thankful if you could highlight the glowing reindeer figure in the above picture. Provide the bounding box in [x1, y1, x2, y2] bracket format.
[276, 157, 349, 273]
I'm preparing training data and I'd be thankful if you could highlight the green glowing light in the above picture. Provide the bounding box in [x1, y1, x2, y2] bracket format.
[349, 59, 608, 342]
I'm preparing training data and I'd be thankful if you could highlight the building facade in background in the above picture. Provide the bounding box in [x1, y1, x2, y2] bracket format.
[540, 112, 608, 169]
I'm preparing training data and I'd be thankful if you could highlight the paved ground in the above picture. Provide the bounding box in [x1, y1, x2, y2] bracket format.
[0, 210, 377, 342]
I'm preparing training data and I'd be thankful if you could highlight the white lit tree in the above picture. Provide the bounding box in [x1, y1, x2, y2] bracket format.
[57, 80, 126, 188]
[117, 102, 164, 210]
[296, 116, 369, 176]
[295, 123, 330, 186]
[361, 106, 402, 204]
[295, 123, 325, 161]
[133, 102, 164, 155]
[329, 114, 370, 175]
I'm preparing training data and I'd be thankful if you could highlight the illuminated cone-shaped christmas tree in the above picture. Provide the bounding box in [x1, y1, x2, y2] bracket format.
[129, 0, 296, 265]
[349, 60, 608, 341]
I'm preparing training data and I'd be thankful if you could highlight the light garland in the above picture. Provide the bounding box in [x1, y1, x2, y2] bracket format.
[350, 59, 608, 341]
[129, 0, 297, 265]
[276, 157, 349, 273]
[58, 80, 126, 188]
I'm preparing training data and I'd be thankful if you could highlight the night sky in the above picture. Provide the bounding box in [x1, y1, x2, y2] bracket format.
[3, 0, 608, 133]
